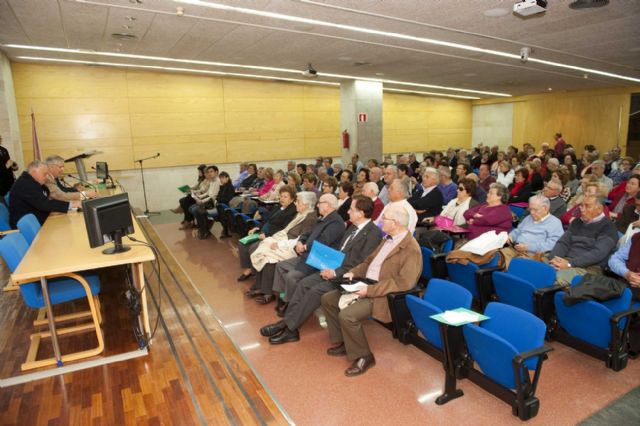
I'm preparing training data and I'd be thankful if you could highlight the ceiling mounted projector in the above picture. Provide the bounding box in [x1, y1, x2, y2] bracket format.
[513, 0, 548, 17]
[302, 63, 318, 79]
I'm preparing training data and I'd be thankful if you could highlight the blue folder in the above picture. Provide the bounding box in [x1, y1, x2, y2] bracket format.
[305, 241, 345, 271]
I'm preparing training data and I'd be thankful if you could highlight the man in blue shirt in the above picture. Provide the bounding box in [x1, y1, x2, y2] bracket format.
[232, 163, 249, 189]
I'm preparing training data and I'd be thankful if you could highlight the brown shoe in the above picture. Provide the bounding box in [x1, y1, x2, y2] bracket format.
[326, 342, 347, 356]
[345, 354, 375, 377]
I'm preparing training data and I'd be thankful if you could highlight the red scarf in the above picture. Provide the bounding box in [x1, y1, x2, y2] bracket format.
[510, 181, 524, 196]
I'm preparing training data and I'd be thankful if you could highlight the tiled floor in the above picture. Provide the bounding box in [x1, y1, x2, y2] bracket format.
[153, 217, 640, 425]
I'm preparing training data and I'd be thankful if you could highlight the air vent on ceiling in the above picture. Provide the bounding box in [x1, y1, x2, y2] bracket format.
[111, 33, 138, 41]
[569, 0, 609, 9]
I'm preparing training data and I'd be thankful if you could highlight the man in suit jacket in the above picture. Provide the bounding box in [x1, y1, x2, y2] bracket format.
[9, 160, 80, 229]
[44, 155, 97, 202]
[321, 205, 422, 377]
[261, 196, 382, 344]
[408, 167, 443, 221]
[266, 193, 345, 302]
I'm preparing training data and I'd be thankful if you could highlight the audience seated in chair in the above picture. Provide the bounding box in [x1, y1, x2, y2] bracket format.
[320, 205, 421, 377]
[376, 178, 418, 233]
[547, 194, 618, 286]
[194, 171, 235, 239]
[260, 196, 382, 345]
[408, 167, 443, 222]
[501, 194, 564, 267]
[463, 182, 512, 240]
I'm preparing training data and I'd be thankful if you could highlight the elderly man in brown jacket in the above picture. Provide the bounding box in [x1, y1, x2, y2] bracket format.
[321, 204, 422, 377]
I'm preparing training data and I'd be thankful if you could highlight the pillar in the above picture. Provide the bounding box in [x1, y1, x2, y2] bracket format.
[340, 80, 383, 166]
[0, 52, 23, 168]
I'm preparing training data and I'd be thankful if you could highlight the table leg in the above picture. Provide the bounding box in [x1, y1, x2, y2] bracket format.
[132, 263, 151, 341]
[435, 324, 464, 405]
[40, 277, 63, 367]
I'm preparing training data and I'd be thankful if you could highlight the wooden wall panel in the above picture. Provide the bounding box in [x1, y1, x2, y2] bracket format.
[383, 93, 472, 154]
[476, 86, 639, 154]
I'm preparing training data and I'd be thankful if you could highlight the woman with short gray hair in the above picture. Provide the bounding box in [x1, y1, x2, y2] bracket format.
[463, 182, 513, 240]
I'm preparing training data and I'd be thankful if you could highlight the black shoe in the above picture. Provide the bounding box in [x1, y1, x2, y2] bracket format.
[276, 302, 288, 318]
[260, 320, 286, 337]
[244, 289, 262, 298]
[237, 272, 254, 282]
[326, 342, 347, 356]
[255, 294, 275, 304]
[269, 328, 299, 344]
[345, 354, 376, 377]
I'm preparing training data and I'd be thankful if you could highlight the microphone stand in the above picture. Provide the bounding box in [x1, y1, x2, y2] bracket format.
[134, 153, 160, 216]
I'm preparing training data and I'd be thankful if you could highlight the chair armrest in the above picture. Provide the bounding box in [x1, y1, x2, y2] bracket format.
[533, 284, 564, 326]
[386, 287, 422, 340]
[0, 229, 18, 236]
[475, 267, 502, 309]
[610, 306, 640, 326]
[513, 344, 554, 365]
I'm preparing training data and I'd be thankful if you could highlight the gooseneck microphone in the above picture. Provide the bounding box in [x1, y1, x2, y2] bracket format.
[66, 173, 96, 189]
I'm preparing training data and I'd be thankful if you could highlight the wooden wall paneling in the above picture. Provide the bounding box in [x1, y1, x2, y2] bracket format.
[225, 133, 306, 163]
[125, 71, 224, 98]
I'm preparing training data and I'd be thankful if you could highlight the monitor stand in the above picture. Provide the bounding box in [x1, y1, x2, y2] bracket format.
[103, 231, 131, 255]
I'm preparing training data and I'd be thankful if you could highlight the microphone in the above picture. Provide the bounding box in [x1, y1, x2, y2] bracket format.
[134, 153, 160, 163]
[66, 173, 96, 189]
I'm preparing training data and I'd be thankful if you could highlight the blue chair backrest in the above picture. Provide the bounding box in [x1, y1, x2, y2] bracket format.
[463, 302, 546, 389]
[554, 288, 632, 349]
[0, 203, 9, 231]
[17, 214, 41, 245]
[420, 242, 452, 281]
[447, 254, 498, 297]
[492, 260, 556, 313]
[0, 232, 42, 308]
[509, 205, 526, 219]
[406, 279, 473, 349]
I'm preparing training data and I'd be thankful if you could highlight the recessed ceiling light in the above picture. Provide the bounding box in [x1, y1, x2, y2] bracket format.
[483, 8, 509, 17]
[122, 25, 133, 30]
[547, 87, 553, 91]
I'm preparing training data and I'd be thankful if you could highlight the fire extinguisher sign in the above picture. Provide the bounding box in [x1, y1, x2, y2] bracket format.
[358, 113, 368, 123]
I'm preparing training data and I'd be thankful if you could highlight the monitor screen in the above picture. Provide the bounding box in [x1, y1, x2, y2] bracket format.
[96, 161, 108, 180]
[83, 193, 134, 254]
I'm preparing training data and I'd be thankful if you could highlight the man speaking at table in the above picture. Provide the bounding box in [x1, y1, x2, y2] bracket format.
[9, 160, 81, 229]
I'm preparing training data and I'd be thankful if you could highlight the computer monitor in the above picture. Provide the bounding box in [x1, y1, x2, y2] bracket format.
[82, 193, 134, 255]
[96, 161, 108, 180]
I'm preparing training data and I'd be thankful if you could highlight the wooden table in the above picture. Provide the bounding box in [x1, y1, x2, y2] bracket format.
[11, 209, 155, 369]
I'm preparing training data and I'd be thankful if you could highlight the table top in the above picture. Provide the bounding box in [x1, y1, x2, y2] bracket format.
[12, 207, 155, 284]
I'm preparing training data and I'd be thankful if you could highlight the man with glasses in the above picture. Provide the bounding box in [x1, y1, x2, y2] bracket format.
[260, 196, 382, 344]
[267, 194, 345, 309]
[522, 178, 566, 220]
[44, 155, 97, 202]
[320, 205, 421, 377]
[500, 195, 564, 267]
[547, 194, 618, 286]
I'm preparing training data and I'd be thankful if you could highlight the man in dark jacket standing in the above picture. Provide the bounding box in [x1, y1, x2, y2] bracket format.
[9, 160, 80, 229]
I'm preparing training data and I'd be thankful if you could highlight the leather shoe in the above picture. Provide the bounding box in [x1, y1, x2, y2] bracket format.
[326, 343, 347, 356]
[237, 272, 254, 282]
[260, 320, 285, 337]
[255, 294, 275, 304]
[244, 288, 262, 298]
[276, 302, 288, 318]
[345, 354, 376, 377]
[269, 328, 299, 344]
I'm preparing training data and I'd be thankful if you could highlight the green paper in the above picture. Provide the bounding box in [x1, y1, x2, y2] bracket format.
[177, 185, 190, 193]
[430, 307, 490, 326]
[239, 233, 260, 245]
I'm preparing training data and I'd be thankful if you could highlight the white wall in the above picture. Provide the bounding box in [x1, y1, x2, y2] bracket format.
[472, 103, 513, 149]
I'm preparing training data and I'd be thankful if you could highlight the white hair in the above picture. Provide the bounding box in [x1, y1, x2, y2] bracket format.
[385, 205, 410, 227]
[363, 181, 380, 196]
[319, 193, 339, 209]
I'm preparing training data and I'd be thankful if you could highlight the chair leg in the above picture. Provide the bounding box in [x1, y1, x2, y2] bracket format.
[21, 273, 105, 371]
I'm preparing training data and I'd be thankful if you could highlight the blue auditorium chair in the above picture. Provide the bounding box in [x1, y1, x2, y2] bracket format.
[406, 279, 473, 355]
[0, 203, 11, 232]
[463, 302, 552, 420]
[488, 259, 559, 325]
[447, 253, 499, 308]
[552, 280, 640, 371]
[17, 214, 41, 245]
[0, 232, 104, 370]
[420, 239, 453, 284]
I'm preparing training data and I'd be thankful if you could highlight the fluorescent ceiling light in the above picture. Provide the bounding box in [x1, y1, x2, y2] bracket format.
[15, 56, 339, 86]
[384, 88, 479, 100]
[5, 44, 510, 97]
[173, 0, 640, 84]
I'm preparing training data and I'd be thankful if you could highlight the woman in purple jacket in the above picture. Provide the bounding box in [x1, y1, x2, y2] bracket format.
[463, 182, 513, 240]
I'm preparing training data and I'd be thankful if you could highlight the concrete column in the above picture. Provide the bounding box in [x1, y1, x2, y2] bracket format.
[340, 80, 383, 166]
[0, 52, 23, 169]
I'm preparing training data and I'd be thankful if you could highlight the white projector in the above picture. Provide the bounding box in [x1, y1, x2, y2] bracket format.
[513, 0, 548, 17]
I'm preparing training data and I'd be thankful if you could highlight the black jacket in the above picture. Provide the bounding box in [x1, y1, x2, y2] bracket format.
[299, 210, 346, 259]
[509, 182, 532, 204]
[9, 171, 69, 228]
[337, 197, 352, 222]
[261, 203, 296, 236]
[216, 182, 235, 205]
[408, 187, 443, 221]
[335, 221, 382, 277]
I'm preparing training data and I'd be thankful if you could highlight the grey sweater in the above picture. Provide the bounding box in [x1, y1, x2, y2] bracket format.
[549, 216, 618, 268]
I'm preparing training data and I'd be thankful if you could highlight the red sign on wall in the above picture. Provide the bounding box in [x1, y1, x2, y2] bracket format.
[358, 113, 368, 122]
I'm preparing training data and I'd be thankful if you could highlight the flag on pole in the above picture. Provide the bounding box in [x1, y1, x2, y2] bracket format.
[31, 109, 41, 161]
